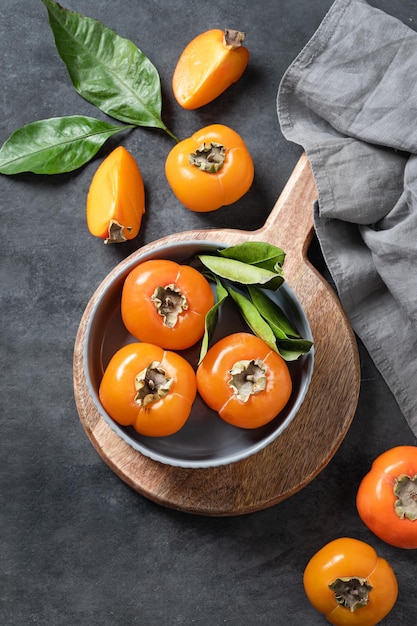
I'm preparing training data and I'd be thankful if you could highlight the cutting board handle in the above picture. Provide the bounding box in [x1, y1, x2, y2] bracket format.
[253, 152, 317, 280]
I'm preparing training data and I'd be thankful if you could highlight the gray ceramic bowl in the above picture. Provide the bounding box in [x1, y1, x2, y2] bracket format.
[84, 240, 314, 468]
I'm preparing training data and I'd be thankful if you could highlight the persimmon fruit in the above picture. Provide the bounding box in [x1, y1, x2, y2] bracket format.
[165, 124, 254, 212]
[86, 146, 145, 244]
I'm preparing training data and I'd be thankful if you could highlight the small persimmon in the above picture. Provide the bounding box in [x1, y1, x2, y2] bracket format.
[303, 538, 398, 625]
[121, 259, 215, 351]
[356, 446, 417, 549]
[172, 28, 250, 109]
[86, 146, 145, 244]
[165, 124, 254, 212]
[99, 342, 197, 437]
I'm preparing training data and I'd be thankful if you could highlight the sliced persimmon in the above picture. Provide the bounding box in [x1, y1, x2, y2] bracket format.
[86, 146, 145, 244]
[172, 29, 250, 110]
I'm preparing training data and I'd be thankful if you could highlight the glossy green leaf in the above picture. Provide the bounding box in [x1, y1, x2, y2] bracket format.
[226, 285, 278, 352]
[276, 337, 314, 361]
[199, 278, 228, 364]
[197, 246, 312, 361]
[198, 255, 284, 290]
[41, 0, 178, 140]
[219, 241, 285, 271]
[247, 286, 301, 338]
[0, 116, 131, 175]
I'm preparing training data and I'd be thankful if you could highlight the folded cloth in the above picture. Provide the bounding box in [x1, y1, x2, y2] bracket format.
[277, 0, 417, 437]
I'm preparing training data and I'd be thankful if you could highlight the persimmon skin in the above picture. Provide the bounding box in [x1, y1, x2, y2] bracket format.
[86, 146, 145, 243]
[356, 446, 417, 549]
[196, 332, 292, 429]
[303, 538, 398, 626]
[99, 342, 197, 437]
[121, 259, 215, 351]
[172, 28, 250, 110]
[165, 124, 254, 212]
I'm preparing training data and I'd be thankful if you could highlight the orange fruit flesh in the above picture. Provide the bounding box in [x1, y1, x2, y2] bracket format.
[173, 29, 249, 109]
[86, 146, 145, 241]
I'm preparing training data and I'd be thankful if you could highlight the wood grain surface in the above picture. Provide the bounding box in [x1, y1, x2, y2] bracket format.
[73, 154, 361, 516]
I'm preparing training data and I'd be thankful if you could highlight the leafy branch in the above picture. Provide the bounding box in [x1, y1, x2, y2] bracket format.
[196, 242, 314, 362]
[0, 0, 178, 176]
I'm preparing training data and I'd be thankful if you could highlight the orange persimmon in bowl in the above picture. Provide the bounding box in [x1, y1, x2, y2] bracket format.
[86, 146, 145, 244]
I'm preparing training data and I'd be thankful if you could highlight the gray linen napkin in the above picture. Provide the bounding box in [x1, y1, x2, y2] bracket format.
[278, 0, 417, 437]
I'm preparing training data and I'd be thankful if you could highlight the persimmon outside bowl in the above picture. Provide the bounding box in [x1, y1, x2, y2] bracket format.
[82, 240, 314, 469]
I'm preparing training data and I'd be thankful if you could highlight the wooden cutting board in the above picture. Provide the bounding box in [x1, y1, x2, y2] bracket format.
[73, 154, 360, 516]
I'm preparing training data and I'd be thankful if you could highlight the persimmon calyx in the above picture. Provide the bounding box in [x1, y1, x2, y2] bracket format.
[104, 219, 133, 245]
[329, 577, 372, 612]
[151, 283, 188, 328]
[228, 359, 267, 402]
[134, 361, 173, 406]
[189, 142, 226, 173]
[394, 473, 417, 521]
[223, 29, 246, 49]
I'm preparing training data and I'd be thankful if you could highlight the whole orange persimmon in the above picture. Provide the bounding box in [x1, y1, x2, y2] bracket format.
[304, 538, 398, 625]
[196, 332, 292, 429]
[165, 124, 254, 212]
[99, 342, 197, 437]
[121, 259, 215, 351]
[356, 446, 417, 549]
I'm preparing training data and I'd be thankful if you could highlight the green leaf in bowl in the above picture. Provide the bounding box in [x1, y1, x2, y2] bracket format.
[247, 285, 301, 338]
[275, 337, 314, 361]
[219, 241, 286, 272]
[198, 255, 284, 290]
[226, 285, 278, 352]
[199, 277, 228, 364]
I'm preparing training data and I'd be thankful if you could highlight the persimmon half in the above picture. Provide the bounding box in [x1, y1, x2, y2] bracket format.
[86, 146, 145, 244]
[172, 29, 250, 109]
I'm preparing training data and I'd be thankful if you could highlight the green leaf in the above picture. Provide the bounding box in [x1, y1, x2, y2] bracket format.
[226, 285, 278, 352]
[276, 337, 314, 361]
[0, 115, 131, 175]
[246, 286, 313, 360]
[41, 0, 178, 140]
[198, 278, 228, 364]
[219, 241, 286, 272]
[198, 255, 284, 290]
[196, 246, 313, 362]
[247, 286, 301, 338]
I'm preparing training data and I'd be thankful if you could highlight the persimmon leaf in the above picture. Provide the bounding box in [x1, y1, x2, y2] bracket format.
[199, 278, 228, 364]
[275, 337, 314, 361]
[41, 0, 178, 140]
[0, 116, 131, 175]
[247, 285, 301, 338]
[219, 241, 286, 271]
[198, 255, 284, 290]
[226, 285, 278, 352]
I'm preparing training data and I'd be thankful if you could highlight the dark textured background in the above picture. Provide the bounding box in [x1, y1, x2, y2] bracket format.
[1, 1, 416, 624]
